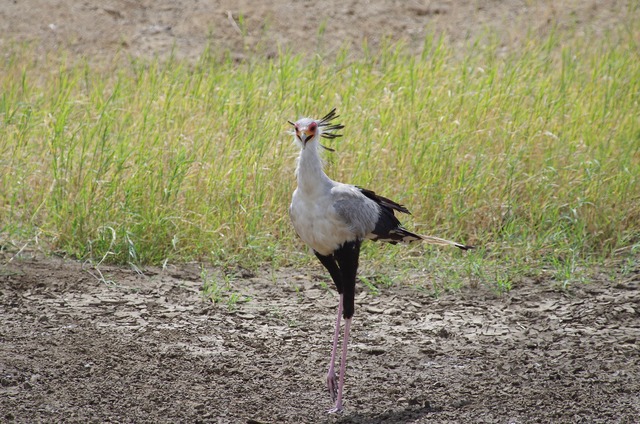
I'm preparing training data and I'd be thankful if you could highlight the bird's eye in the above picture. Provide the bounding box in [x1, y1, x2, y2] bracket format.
[308, 122, 318, 131]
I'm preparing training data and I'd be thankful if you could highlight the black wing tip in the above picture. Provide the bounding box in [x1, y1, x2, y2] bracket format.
[357, 187, 411, 215]
[396, 204, 411, 215]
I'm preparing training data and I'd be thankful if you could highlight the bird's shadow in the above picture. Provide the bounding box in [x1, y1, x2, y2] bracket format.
[321, 402, 440, 424]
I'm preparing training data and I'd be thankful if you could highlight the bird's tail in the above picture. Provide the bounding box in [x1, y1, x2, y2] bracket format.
[418, 234, 474, 250]
[381, 228, 473, 250]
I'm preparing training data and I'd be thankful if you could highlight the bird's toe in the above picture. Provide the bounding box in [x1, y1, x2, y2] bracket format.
[327, 405, 344, 414]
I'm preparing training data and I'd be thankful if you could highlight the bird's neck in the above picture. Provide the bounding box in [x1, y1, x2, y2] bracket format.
[296, 143, 332, 194]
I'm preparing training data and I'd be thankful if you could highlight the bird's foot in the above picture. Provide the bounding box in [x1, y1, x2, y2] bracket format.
[326, 370, 338, 403]
[327, 405, 343, 414]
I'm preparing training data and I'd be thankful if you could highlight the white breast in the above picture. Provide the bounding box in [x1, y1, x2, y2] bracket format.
[290, 187, 357, 256]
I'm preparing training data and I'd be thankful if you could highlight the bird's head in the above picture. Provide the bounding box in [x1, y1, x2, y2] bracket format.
[288, 108, 344, 151]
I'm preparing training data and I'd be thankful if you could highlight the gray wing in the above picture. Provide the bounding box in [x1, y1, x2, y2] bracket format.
[331, 184, 473, 249]
[331, 184, 380, 238]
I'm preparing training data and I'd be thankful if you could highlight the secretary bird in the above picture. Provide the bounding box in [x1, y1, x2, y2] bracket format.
[288, 108, 472, 413]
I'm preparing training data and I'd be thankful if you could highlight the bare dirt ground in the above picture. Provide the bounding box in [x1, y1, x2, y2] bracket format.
[0, 0, 633, 62]
[1, 255, 639, 423]
[1, 0, 639, 423]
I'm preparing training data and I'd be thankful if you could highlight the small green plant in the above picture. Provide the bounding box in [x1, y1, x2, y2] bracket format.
[550, 250, 586, 290]
[359, 275, 380, 296]
[616, 244, 640, 279]
[493, 270, 513, 294]
[200, 267, 248, 309]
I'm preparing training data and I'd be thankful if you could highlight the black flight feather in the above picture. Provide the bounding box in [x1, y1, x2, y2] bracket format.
[356, 187, 422, 244]
[357, 187, 411, 215]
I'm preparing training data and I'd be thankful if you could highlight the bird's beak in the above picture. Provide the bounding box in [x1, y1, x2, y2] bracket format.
[298, 128, 315, 146]
[299, 129, 313, 145]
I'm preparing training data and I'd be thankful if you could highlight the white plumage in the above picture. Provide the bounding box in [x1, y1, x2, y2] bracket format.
[288, 108, 472, 413]
[290, 176, 379, 256]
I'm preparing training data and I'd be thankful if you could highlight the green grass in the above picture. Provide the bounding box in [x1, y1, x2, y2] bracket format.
[200, 267, 250, 309]
[1, 20, 639, 290]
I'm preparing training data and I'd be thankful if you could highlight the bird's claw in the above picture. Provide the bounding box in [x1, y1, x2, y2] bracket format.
[327, 405, 343, 414]
[326, 371, 343, 413]
[326, 370, 338, 403]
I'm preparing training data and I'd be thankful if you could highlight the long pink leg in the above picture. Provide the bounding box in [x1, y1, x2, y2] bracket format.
[329, 316, 351, 413]
[326, 294, 343, 404]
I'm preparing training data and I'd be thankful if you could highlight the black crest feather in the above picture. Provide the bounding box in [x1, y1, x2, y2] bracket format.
[318, 108, 344, 140]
